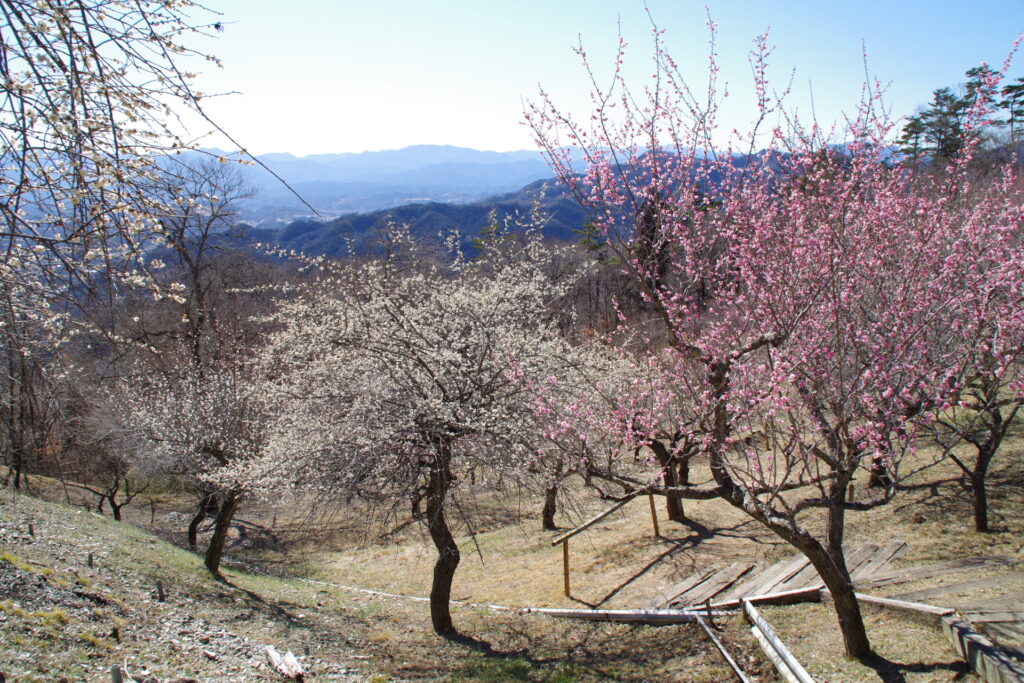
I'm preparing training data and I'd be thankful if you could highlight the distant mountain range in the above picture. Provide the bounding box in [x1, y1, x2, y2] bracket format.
[192, 145, 573, 224]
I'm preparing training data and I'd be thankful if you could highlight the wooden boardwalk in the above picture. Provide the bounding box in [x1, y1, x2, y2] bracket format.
[894, 573, 1024, 652]
[651, 540, 909, 609]
[651, 541, 1024, 664]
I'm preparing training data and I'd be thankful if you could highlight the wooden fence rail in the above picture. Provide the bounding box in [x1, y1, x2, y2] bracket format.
[550, 492, 660, 597]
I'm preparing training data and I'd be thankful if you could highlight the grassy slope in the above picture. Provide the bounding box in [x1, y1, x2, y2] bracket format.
[0, 489, 774, 682]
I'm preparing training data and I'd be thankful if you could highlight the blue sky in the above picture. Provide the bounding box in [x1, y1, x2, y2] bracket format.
[188, 1, 1024, 156]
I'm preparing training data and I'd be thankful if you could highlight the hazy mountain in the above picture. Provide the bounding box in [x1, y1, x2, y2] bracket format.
[192, 145, 567, 224]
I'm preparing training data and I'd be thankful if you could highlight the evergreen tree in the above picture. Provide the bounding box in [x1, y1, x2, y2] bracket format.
[898, 65, 1004, 165]
[1000, 77, 1024, 160]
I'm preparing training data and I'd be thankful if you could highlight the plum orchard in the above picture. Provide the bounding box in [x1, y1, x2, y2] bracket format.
[526, 24, 1024, 659]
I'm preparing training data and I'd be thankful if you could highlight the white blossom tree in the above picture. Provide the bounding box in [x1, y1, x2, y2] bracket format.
[115, 357, 270, 574]
[0, 1, 236, 486]
[258, 227, 579, 635]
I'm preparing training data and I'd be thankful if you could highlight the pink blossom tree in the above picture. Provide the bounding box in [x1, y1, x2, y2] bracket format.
[922, 171, 1024, 533]
[527, 21, 1024, 658]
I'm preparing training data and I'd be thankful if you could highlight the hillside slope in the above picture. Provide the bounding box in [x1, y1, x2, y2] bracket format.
[0, 490, 770, 681]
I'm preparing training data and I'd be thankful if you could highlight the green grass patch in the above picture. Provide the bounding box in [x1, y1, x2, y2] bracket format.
[0, 551, 53, 576]
[454, 657, 583, 682]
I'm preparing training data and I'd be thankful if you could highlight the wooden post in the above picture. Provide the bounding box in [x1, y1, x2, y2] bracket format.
[87, 552, 94, 569]
[562, 538, 570, 597]
[648, 493, 660, 537]
[156, 580, 165, 602]
[847, 483, 855, 503]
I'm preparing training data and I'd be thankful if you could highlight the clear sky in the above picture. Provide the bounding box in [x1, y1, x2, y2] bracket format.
[186, 1, 1024, 156]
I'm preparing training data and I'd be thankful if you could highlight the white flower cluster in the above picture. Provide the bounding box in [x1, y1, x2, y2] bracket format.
[253, 225, 584, 502]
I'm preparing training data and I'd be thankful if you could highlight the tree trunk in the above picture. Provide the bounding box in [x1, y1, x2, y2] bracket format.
[662, 468, 685, 522]
[541, 484, 558, 531]
[425, 439, 459, 636]
[704, 359, 871, 659]
[204, 491, 241, 575]
[649, 441, 685, 522]
[188, 492, 219, 549]
[10, 446, 23, 490]
[971, 445, 994, 533]
[108, 496, 123, 521]
[972, 472, 989, 533]
[867, 454, 891, 488]
[811, 544, 872, 660]
[969, 402, 1003, 533]
[817, 484, 872, 659]
[676, 457, 690, 486]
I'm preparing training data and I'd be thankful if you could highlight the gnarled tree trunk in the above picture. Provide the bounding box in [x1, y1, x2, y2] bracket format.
[649, 440, 688, 522]
[425, 437, 459, 636]
[971, 445, 994, 533]
[188, 492, 220, 549]
[819, 483, 871, 658]
[205, 490, 241, 575]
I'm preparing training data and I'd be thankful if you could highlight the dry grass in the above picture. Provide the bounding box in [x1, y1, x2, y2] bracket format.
[7, 435, 1023, 681]
[0, 486, 777, 681]
[761, 603, 974, 682]
[247, 444, 1023, 681]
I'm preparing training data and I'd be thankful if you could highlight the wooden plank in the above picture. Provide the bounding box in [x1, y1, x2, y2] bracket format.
[981, 623, 1024, 643]
[844, 542, 882, 578]
[854, 540, 908, 580]
[710, 586, 823, 611]
[649, 567, 717, 608]
[676, 563, 755, 607]
[956, 592, 1024, 611]
[744, 600, 816, 683]
[748, 555, 810, 597]
[773, 540, 888, 593]
[895, 574, 1024, 604]
[858, 556, 1014, 589]
[942, 615, 1024, 683]
[562, 539, 570, 597]
[521, 607, 730, 623]
[822, 590, 954, 627]
[961, 612, 1024, 624]
[717, 562, 781, 603]
[776, 559, 823, 593]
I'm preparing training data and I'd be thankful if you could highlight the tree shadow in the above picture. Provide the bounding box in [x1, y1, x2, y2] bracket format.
[861, 652, 973, 682]
[443, 630, 503, 655]
[568, 594, 599, 608]
[592, 518, 753, 607]
[439, 628, 590, 673]
[440, 619, 717, 682]
[213, 573, 303, 626]
[891, 476, 964, 514]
